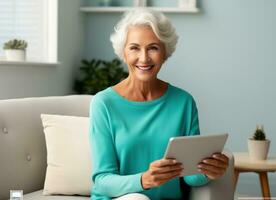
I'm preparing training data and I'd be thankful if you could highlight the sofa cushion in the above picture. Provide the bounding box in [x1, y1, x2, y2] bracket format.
[24, 190, 90, 200]
[41, 114, 92, 196]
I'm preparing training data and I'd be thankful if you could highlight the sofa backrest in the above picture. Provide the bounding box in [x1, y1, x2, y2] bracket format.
[0, 95, 92, 200]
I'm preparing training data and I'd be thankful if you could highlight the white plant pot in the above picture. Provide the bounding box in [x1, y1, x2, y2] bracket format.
[248, 138, 270, 160]
[133, 0, 147, 7]
[4, 49, 26, 61]
[179, 0, 196, 8]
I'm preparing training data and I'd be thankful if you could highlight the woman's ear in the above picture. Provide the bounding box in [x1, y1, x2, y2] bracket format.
[161, 45, 167, 64]
[162, 53, 167, 64]
[122, 56, 126, 63]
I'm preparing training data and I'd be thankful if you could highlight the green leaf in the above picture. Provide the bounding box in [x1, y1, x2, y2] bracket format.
[73, 58, 128, 95]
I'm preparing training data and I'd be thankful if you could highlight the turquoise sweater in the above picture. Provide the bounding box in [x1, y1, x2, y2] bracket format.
[89, 84, 209, 200]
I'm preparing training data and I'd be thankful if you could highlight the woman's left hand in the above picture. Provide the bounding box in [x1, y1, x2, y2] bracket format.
[197, 153, 229, 180]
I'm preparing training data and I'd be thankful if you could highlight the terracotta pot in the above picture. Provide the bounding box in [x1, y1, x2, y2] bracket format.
[248, 138, 270, 160]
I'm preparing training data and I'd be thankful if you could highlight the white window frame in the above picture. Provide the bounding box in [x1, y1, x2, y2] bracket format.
[45, 0, 58, 63]
[0, 0, 59, 66]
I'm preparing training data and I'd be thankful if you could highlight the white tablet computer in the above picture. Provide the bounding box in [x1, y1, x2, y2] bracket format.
[164, 133, 228, 176]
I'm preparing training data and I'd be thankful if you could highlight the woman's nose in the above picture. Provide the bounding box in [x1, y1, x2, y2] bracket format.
[139, 50, 150, 63]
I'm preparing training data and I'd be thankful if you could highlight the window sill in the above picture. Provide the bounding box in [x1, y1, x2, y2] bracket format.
[0, 60, 60, 67]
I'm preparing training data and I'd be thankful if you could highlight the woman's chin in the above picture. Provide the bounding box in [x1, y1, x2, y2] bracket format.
[134, 74, 156, 82]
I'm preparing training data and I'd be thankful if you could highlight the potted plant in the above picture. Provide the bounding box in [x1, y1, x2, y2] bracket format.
[3, 39, 28, 61]
[248, 125, 270, 160]
[133, 0, 147, 7]
[73, 58, 128, 95]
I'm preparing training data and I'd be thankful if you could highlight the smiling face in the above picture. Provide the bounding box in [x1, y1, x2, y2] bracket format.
[123, 25, 166, 83]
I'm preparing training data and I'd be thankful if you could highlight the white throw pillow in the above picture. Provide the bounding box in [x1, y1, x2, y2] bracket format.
[41, 114, 92, 196]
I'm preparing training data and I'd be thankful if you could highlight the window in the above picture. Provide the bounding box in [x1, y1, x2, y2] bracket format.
[0, 0, 57, 62]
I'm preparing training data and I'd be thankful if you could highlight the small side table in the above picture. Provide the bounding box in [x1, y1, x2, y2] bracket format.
[234, 152, 276, 199]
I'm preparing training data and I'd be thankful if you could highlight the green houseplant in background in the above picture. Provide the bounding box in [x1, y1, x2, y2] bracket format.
[3, 39, 28, 61]
[253, 126, 266, 140]
[73, 58, 128, 95]
[248, 125, 270, 160]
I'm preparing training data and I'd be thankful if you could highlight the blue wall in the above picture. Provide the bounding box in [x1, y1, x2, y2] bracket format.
[83, 0, 276, 196]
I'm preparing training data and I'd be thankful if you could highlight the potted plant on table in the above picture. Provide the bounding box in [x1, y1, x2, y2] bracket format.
[248, 125, 270, 160]
[3, 39, 28, 61]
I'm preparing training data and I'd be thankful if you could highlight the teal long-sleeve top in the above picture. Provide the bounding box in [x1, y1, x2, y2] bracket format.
[89, 83, 210, 200]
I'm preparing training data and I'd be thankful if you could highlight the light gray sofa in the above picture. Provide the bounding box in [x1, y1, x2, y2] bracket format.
[0, 95, 235, 200]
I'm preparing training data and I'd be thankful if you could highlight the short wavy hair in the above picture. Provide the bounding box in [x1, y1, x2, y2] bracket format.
[110, 8, 178, 60]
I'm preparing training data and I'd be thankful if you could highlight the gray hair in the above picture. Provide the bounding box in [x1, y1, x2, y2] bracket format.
[110, 8, 178, 60]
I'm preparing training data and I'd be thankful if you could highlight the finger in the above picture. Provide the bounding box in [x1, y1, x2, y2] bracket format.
[157, 173, 181, 185]
[154, 169, 182, 181]
[149, 165, 182, 176]
[157, 168, 184, 176]
[153, 176, 177, 188]
[212, 153, 229, 164]
[198, 163, 225, 174]
[153, 159, 179, 167]
[201, 158, 228, 169]
[198, 168, 219, 180]
[152, 163, 183, 174]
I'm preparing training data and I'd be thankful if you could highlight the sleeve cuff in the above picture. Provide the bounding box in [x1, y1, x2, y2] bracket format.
[183, 174, 211, 186]
[134, 172, 147, 192]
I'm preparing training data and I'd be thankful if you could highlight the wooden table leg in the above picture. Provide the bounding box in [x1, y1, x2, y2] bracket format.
[234, 169, 240, 190]
[258, 172, 271, 199]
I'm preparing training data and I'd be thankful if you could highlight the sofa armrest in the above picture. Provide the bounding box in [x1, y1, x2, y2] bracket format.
[189, 151, 235, 200]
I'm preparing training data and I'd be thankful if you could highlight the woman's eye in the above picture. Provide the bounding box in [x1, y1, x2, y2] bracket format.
[130, 46, 139, 50]
[149, 46, 159, 51]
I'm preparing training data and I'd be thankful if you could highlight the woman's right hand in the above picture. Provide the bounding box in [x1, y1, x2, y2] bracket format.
[141, 159, 184, 189]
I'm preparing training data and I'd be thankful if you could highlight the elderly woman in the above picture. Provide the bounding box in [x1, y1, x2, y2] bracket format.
[90, 8, 229, 200]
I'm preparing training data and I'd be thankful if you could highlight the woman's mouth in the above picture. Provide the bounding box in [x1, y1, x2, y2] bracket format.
[136, 65, 154, 71]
